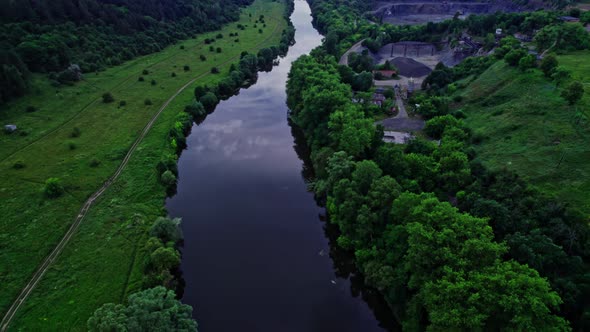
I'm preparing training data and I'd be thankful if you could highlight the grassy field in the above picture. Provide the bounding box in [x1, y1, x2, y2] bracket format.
[0, 0, 288, 330]
[456, 52, 590, 214]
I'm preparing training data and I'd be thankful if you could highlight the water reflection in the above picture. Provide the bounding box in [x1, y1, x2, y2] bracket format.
[166, 1, 396, 331]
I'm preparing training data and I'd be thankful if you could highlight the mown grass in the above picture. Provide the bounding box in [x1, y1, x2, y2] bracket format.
[457, 52, 590, 214]
[0, 0, 287, 330]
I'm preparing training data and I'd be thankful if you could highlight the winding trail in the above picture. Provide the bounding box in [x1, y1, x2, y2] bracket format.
[0, 14, 283, 332]
[339, 39, 366, 65]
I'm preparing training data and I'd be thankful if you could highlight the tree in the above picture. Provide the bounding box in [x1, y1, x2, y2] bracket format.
[540, 54, 558, 78]
[102, 92, 114, 103]
[551, 66, 571, 87]
[87, 287, 197, 332]
[160, 170, 177, 188]
[149, 217, 183, 244]
[199, 92, 218, 112]
[44, 177, 64, 198]
[504, 48, 527, 67]
[149, 247, 180, 271]
[561, 81, 585, 105]
[518, 54, 536, 71]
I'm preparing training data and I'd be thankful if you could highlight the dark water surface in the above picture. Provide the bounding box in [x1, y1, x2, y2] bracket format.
[166, 2, 391, 331]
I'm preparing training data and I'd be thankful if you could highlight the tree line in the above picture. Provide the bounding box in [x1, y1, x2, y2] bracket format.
[0, 0, 256, 104]
[288, 0, 590, 329]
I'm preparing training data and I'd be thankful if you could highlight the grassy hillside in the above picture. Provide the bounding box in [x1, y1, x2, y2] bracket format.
[457, 52, 590, 214]
[0, 0, 288, 330]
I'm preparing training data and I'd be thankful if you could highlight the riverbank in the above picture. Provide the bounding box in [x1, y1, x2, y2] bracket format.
[0, 0, 290, 330]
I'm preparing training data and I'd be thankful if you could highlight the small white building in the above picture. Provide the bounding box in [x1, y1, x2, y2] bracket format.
[4, 124, 17, 133]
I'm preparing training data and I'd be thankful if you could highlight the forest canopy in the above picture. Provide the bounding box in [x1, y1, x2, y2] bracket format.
[0, 0, 255, 104]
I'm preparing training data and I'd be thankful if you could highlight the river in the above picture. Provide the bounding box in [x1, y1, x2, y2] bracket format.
[166, 1, 393, 331]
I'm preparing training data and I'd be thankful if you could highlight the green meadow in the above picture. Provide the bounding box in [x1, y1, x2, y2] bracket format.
[0, 0, 287, 330]
[457, 51, 590, 214]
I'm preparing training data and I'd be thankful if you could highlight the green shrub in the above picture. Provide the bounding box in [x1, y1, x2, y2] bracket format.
[150, 217, 183, 244]
[151, 79, 157, 86]
[71, 127, 81, 138]
[160, 170, 177, 188]
[211, 67, 219, 74]
[171, 72, 176, 77]
[25, 105, 37, 113]
[183, 65, 190, 71]
[145, 99, 153, 106]
[102, 92, 114, 103]
[216, 47, 222, 53]
[89, 159, 101, 167]
[67, 141, 77, 150]
[138, 76, 145, 82]
[119, 100, 127, 107]
[13, 161, 25, 169]
[200, 55, 207, 61]
[142, 69, 149, 75]
[180, 45, 185, 50]
[44, 178, 65, 198]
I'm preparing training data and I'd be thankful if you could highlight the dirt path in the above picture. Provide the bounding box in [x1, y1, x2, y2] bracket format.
[339, 39, 366, 65]
[0, 15, 283, 332]
[394, 91, 408, 119]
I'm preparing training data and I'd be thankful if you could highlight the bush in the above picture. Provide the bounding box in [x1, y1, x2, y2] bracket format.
[160, 170, 177, 188]
[13, 161, 25, 169]
[561, 81, 585, 105]
[151, 79, 157, 86]
[211, 67, 220, 74]
[89, 159, 101, 167]
[44, 178, 64, 198]
[184, 102, 206, 118]
[200, 92, 219, 112]
[102, 92, 114, 103]
[200, 55, 207, 61]
[145, 99, 153, 106]
[209, 46, 214, 52]
[180, 45, 185, 50]
[183, 65, 190, 71]
[71, 127, 81, 138]
[138, 76, 145, 82]
[142, 69, 149, 75]
[119, 100, 127, 107]
[216, 33, 223, 39]
[216, 47, 222, 53]
[67, 141, 77, 150]
[150, 217, 183, 244]
[171, 72, 176, 77]
[25, 105, 37, 113]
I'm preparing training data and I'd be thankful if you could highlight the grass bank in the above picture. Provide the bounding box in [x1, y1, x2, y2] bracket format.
[457, 52, 590, 214]
[0, 0, 288, 330]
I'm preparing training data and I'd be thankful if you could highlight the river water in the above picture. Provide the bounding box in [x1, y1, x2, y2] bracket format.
[166, 1, 392, 331]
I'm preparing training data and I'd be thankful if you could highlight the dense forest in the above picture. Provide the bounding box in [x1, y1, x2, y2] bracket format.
[288, 0, 590, 330]
[0, 0, 255, 104]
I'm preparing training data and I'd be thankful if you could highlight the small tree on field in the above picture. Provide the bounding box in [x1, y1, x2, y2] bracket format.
[184, 65, 190, 71]
[44, 178, 64, 198]
[551, 67, 571, 87]
[561, 81, 585, 105]
[102, 92, 114, 103]
[540, 55, 558, 78]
